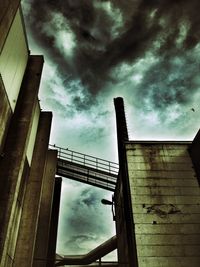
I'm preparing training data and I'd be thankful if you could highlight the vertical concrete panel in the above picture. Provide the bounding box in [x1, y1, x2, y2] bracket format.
[13, 112, 52, 267]
[3, 159, 30, 267]
[0, 9, 29, 111]
[33, 149, 57, 267]
[46, 177, 62, 267]
[114, 177, 130, 267]
[0, 75, 12, 152]
[26, 101, 40, 164]
[114, 97, 138, 267]
[126, 142, 200, 267]
[0, 1, 20, 52]
[189, 129, 200, 185]
[0, 55, 44, 266]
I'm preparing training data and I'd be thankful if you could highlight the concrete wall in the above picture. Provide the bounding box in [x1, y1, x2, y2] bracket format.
[0, 75, 12, 152]
[47, 177, 62, 267]
[115, 176, 130, 267]
[0, 8, 29, 111]
[126, 142, 200, 267]
[14, 112, 52, 267]
[0, 5, 28, 152]
[26, 101, 40, 164]
[0, 4, 59, 267]
[0, 55, 44, 266]
[33, 149, 58, 267]
[0, 0, 20, 53]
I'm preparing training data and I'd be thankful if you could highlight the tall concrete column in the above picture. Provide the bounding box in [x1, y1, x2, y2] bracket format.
[0, 55, 44, 266]
[114, 97, 138, 267]
[13, 112, 52, 267]
[0, 75, 12, 152]
[33, 149, 58, 267]
[47, 177, 62, 267]
[189, 129, 200, 185]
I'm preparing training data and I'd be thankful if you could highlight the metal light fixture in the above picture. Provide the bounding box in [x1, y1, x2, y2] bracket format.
[101, 199, 113, 205]
[101, 196, 116, 221]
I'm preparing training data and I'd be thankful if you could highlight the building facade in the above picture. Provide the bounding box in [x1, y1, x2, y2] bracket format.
[1, 2, 200, 267]
[0, 2, 60, 266]
[114, 97, 200, 267]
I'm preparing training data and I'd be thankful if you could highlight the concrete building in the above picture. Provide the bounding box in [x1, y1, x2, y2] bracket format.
[114, 97, 200, 267]
[1, 2, 200, 267]
[53, 101, 200, 267]
[0, 2, 60, 266]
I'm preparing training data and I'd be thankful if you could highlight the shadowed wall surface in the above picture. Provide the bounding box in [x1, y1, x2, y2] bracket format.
[126, 141, 200, 267]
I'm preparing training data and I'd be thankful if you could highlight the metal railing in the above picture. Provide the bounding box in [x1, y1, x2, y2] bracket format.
[49, 144, 119, 176]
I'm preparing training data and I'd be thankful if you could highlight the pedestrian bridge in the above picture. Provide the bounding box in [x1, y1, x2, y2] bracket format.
[49, 145, 119, 191]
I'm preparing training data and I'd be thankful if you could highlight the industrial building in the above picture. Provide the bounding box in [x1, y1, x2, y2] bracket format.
[0, 2, 60, 266]
[55, 98, 200, 267]
[1, 1, 200, 267]
[113, 97, 200, 267]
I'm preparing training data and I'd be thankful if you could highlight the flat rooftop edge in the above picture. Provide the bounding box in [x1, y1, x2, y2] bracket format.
[126, 140, 192, 144]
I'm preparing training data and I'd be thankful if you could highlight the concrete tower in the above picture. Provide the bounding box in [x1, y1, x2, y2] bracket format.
[0, 2, 61, 266]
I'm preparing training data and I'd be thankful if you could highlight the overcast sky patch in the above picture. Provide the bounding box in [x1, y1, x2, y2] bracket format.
[21, 0, 200, 260]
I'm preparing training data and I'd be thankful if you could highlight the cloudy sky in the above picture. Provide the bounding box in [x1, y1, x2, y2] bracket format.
[21, 0, 200, 260]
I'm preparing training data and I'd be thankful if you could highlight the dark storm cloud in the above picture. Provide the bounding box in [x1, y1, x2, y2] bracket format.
[24, 0, 200, 97]
[72, 94, 94, 111]
[135, 49, 200, 112]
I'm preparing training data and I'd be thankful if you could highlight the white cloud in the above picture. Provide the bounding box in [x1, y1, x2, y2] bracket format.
[57, 179, 115, 256]
[41, 11, 76, 57]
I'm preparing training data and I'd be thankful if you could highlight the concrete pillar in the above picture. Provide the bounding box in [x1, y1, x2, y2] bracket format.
[33, 149, 58, 267]
[114, 97, 138, 267]
[13, 112, 52, 267]
[0, 55, 44, 266]
[189, 129, 200, 185]
[47, 177, 62, 267]
[0, 0, 20, 53]
[0, 75, 12, 152]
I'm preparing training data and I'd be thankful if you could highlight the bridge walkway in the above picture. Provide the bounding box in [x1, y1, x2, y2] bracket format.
[49, 145, 119, 192]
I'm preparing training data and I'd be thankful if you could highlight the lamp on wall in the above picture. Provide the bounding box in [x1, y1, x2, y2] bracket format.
[101, 196, 116, 221]
[101, 199, 113, 205]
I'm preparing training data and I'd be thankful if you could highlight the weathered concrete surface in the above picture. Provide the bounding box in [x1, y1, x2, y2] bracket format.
[189, 129, 200, 185]
[137, 257, 200, 267]
[13, 112, 52, 267]
[114, 97, 137, 267]
[0, 55, 44, 266]
[114, 177, 130, 267]
[0, 8, 29, 111]
[26, 101, 40, 164]
[47, 177, 62, 267]
[33, 149, 57, 267]
[126, 142, 200, 267]
[0, 0, 20, 53]
[0, 75, 12, 152]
